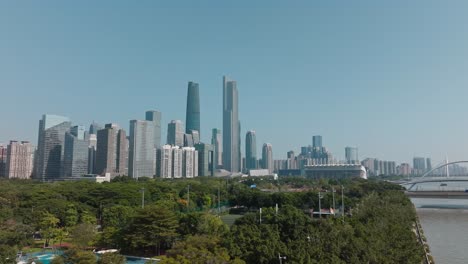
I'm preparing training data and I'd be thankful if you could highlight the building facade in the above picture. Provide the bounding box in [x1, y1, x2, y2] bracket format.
[0, 145, 6, 177]
[211, 128, 222, 169]
[195, 143, 214, 176]
[145, 110, 162, 148]
[157, 145, 173, 178]
[167, 120, 184, 147]
[6, 141, 34, 179]
[185, 82, 200, 135]
[35, 114, 71, 181]
[63, 126, 89, 178]
[262, 143, 273, 174]
[95, 124, 128, 177]
[345, 147, 359, 164]
[222, 76, 241, 173]
[129, 120, 155, 179]
[245, 131, 257, 171]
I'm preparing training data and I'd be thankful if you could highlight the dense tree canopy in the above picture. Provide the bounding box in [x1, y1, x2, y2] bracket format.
[0, 177, 423, 263]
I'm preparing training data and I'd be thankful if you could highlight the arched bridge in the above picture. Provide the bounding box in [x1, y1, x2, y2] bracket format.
[405, 161, 468, 198]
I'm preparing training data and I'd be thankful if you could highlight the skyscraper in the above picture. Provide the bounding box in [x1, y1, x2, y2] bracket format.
[157, 145, 173, 178]
[245, 131, 257, 171]
[185, 82, 200, 135]
[35, 114, 71, 181]
[6, 141, 34, 179]
[413, 157, 426, 175]
[145, 110, 162, 148]
[95, 124, 127, 177]
[0, 145, 7, 177]
[167, 120, 184, 146]
[426, 158, 432, 172]
[211, 128, 222, 169]
[262, 143, 273, 174]
[223, 76, 240, 173]
[172, 146, 183, 178]
[129, 120, 155, 179]
[345, 147, 359, 164]
[89, 122, 102, 135]
[63, 126, 89, 178]
[313, 135, 322, 149]
[182, 147, 197, 178]
[195, 143, 214, 176]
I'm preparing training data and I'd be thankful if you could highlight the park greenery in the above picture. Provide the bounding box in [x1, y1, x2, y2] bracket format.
[0, 176, 425, 264]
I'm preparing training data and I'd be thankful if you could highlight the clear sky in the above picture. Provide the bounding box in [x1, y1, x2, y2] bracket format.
[1, 0, 468, 164]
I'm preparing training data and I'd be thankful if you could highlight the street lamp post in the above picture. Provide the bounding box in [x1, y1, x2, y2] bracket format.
[278, 254, 286, 264]
[187, 185, 191, 211]
[332, 187, 336, 212]
[140, 188, 145, 209]
[341, 185, 345, 223]
[318, 192, 323, 218]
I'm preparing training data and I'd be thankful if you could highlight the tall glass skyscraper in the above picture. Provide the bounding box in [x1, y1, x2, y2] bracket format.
[129, 120, 155, 179]
[262, 143, 273, 174]
[95, 124, 128, 177]
[185, 82, 200, 135]
[211, 128, 222, 169]
[35, 114, 71, 181]
[64, 125, 89, 178]
[245, 131, 257, 171]
[167, 120, 184, 146]
[145, 110, 162, 148]
[223, 76, 240, 173]
[313, 135, 322, 148]
[345, 146, 359, 164]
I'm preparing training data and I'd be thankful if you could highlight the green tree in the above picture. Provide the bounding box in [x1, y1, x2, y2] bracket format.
[39, 212, 60, 247]
[161, 235, 245, 264]
[124, 205, 178, 255]
[71, 223, 96, 248]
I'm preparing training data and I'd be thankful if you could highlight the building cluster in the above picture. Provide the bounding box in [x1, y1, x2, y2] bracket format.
[0, 75, 445, 180]
[1, 76, 279, 181]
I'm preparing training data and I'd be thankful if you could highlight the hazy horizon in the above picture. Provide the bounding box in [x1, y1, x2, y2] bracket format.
[1, 1, 468, 164]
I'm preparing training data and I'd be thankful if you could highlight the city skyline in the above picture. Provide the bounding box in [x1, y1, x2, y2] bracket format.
[2, 2, 468, 163]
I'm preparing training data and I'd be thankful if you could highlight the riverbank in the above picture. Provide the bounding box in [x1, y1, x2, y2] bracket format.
[414, 214, 434, 264]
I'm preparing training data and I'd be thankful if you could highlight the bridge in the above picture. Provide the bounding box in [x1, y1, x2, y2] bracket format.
[404, 160, 468, 198]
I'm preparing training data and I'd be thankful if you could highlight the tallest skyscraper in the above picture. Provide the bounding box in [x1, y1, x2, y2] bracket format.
[186, 81, 200, 134]
[223, 76, 241, 173]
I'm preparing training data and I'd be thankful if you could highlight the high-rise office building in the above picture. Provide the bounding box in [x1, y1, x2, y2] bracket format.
[345, 147, 359, 164]
[35, 114, 71, 181]
[167, 120, 184, 147]
[287, 151, 297, 169]
[89, 122, 102, 135]
[0, 145, 7, 177]
[184, 133, 194, 147]
[157, 145, 173, 178]
[95, 124, 127, 177]
[413, 157, 426, 175]
[262, 143, 273, 174]
[195, 143, 214, 176]
[223, 76, 240, 173]
[185, 82, 200, 135]
[212, 128, 222, 169]
[426, 158, 432, 172]
[145, 110, 162, 148]
[6, 141, 33, 179]
[245, 131, 257, 171]
[63, 126, 89, 178]
[313, 136, 322, 149]
[87, 134, 97, 174]
[129, 120, 155, 179]
[190, 130, 200, 145]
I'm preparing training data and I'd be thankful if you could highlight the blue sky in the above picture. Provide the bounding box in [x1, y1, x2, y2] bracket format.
[1, 1, 468, 164]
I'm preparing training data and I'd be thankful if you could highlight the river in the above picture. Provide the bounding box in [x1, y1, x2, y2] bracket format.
[411, 198, 468, 264]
